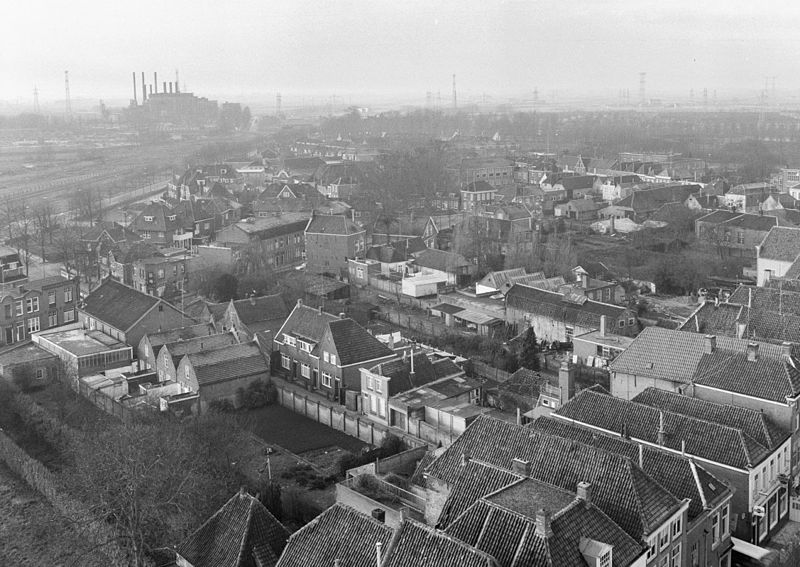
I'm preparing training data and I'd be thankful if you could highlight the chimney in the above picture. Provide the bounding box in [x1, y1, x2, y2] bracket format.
[747, 342, 759, 362]
[599, 314, 606, 338]
[371, 509, 385, 523]
[141, 71, 146, 102]
[163, 81, 167, 94]
[511, 458, 532, 476]
[169, 81, 173, 94]
[657, 411, 666, 446]
[681, 439, 686, 456]
[581, 272, 589, 288]
[704, 334, 716, 354]
[339, 312, 346, 319]
[735, 319, 747, 339]
[534, 509, 553, 538]
[558, 361, 576, 405]
[149, 85, 153, 95]
[782, 341, 793, 358]
[461, 452, 470, 466]
[154, 72, 158, 93]
[638, 444, 644, 468]
[410, 349, 415, 375]
[132, 72, 138, 105]
[576, 481, 591, 507]
[297, 298, 303, 306]
[375, 541, 382, 567]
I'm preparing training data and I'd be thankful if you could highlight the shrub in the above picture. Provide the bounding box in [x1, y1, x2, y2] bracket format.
[238, 380, 278, 410]
[380, 433, 406, 456]
[208, 399, 235, 413]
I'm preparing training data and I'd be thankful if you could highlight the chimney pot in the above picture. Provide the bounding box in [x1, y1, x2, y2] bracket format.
[371, 508, 385, 523]
[339, 312, 346, 319]
[704, 334, 716, 354]
[782, 341, 792, 358]
[657, 411, 666, 446]
[535, 509, 553, 538]
[558, 361, 576, 405]
[461, 452, 469, 466]
[747, 342, 759, 362]
[297, 298, 303, 306]
[599, 314, 606, 338]
[576, 481, 591, 507]
[511, 458, 532, 476]
[638, 444, 644, 468]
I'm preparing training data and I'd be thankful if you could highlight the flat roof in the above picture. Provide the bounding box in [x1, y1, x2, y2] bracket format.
[37, 328, 130, 356]
[454, 310, 501, 326]
[404, 273, 448, 285]
[573, 330, 635, 349]
[431, 303, 464, 315]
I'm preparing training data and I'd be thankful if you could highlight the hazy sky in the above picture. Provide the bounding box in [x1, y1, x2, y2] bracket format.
[3, 0, 800, 106]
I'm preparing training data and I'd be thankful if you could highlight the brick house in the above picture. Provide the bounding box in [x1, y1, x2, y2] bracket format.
[274, 300, 394, 402]
[304, 214, 366, 278]
[756, 226, 800, 286]
[219, 294, 289, 343]
[696, 211, 778, 259]
[137, 322, 217, 369]
[0, 275, 79, 347]
[176, 343, 268, 412]
[155, 332, 238, 383]
[79, 278, 189, 347]
[216, 213, 309, 272]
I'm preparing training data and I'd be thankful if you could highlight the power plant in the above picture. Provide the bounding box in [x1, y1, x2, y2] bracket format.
[127, 70, 218, 128]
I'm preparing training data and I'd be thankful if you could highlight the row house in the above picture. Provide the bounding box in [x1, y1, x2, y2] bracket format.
[0, 247, 28, 294]
[554, 386, 787, 549]
[0, 275, 79, 346]
[137, 322, 218, 369]
[216, 213, 309, 272]
[274, 300, 394, 403]
[424, 415, 689, 566]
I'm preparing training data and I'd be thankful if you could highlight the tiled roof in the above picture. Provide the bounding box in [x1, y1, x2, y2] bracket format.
[232, 294, 289, 327]
[371, 354, 441, 396]
[383, 520, 499, 567]
[608, 326, 788, 386]
[496, 368, 553, 399]
[305, 214, 363, 235]
[413, 248, 472, 272]
[276, 503, 393, 567]
[695, 210, 742, 225]
[424, 416, 680, 540]
[529, 417, 731, 521]
[720, 213, 777, 232]
[678, 301, 800, 345]
[82, 278, 161, 332]
[163, 333, 238, 366]
[193, 354, 269, 386]
[276, 303, 339, 344]
[729, 285, 800, 316]
[328, 318, 393, 366]
[505, 284, 626, 328]
[437, 460, 522, 528]
[146, 323, 216, 348]
[554, 389, 781, 469]
[445, 481, 644, 567]
[694, 348, 800, 402]
[478, 268, 527, 291]
[758, 226, 800, 262]
[632, 387, 787, 450]
[464, 180, 496, 193]
[616, 184, 701, 214]
[177, 490, 289, 567]
[226, 214, 309, 236]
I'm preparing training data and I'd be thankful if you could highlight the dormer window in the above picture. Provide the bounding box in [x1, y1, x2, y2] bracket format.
[144, 216, 154, 222]
[283, 334, 296, 347]
[168, 215, 177, 221]
[298, 340, 313, 353]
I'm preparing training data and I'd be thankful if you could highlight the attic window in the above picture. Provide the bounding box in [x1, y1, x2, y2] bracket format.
[298, 340, 313, 353]
[168, 215, 177, 221]
[646, 362, 654, 369]
[143, 216, 154, 222]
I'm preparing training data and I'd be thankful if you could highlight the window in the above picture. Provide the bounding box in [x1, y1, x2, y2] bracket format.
[15, 322, 23, 341]
[64, 288, 73, 303]
[157, 269, 165, 279]
[780, 488, 788, 518]
[184, 365, 190, 379]
[301, 363, 310, 379]
[711, 510, 720, 545]
[378, 398, 386, 418]
[565, 326, 574, 341]
[375, 379, 382, 394]
[330, 354, 336, 365]
[299, 340, 312, 353]
[48, 290, 56, 305]
[26, 317, 39, 333]
[599, 550, 611, 567]
[15, 301, 23, 316]
[720, 552, 731, 567]
[283, 334, 296, 347]
[321, 372, 332, 388]
[619, 319, 626, 328]
[35, 368, 45, 380]
[769, 494, 778, 528]
[3, 304, 10, 319]
[369, 394, 377, 414]
[323, 352, 329, 363]
[671, 517, 682, 538]
[670, 544, 681, 567]
[629, 317, 635, 326]
[690, 542, 698, 567]
[48, 311, 57, 327]
[26, 297, 39, 313]
[64, 309, 75, 323]
[281, 354, 291, 370]
[658, 528, 669, 551]
[143, 216, 154, 222]
[367, 376, 374, 390]
[737, 231, 744, 244]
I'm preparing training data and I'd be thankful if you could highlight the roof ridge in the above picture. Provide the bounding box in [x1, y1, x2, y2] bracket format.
[237, 495, 256, 563]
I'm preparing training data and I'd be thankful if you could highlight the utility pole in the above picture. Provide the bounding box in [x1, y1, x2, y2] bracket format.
[64, 70, 72, 119]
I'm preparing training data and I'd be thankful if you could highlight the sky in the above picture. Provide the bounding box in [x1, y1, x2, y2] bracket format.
[2, 0, 800, 108]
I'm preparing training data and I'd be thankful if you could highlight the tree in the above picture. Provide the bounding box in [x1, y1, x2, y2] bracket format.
[213, 273, 239, 302]
[258, 481, 283, 521]
[518, 327, 540, 371]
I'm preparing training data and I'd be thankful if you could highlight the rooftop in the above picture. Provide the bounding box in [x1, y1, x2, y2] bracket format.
[36, 327, 130, 356]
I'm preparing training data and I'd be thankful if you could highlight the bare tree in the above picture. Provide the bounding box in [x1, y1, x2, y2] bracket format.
[32, 202, 56, 261]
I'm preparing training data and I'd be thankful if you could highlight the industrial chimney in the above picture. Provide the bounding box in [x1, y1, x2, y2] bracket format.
[141, 72, 146, 102]
[154, 72, 158, 93]
[163, 81, 166, 94]
[132, 72, 138, 104]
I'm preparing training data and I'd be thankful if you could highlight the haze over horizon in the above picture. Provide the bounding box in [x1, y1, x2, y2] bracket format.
[3, 0, 800, 109]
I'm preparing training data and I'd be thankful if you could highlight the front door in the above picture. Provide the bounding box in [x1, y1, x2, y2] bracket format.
[312, 369, 318, 389]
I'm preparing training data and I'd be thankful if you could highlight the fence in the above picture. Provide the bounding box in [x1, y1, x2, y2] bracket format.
[75, 378, 139, 423]
[470, 360, 512, 383]
[274, 379, 425, 450]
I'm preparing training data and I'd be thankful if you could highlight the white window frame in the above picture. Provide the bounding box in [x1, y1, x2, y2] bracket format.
[283, 334, 296, 347]
[375, 378, 383, 394]
[26, 317, 40, 333]
[26, 297, 39, 313]
[63, 309, 75, 323]
[281, 354, 291, 370]
[658, 528, 669, 552]
[330, 353, 336, 365]
[670, 543, 681, 567]
[64, 288, 73, 303]
[301, 363, 310, 379]
[321, 372, 332, 388]
[323, 351, 330, 363]
[670, 517, 682, 538]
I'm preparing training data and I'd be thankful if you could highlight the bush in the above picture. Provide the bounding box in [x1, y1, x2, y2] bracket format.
[208, 399, 235, 413]
[13, 366, 39, 393]
[380, 434, 406, 455]
[238, 380, 278, 410]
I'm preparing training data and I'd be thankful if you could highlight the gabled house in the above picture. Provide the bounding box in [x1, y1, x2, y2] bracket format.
[137, 322, 217, 369]
[176, 343, 268, 412]
[554, 198, 602, 220]
[410, 248, 476, 287]
[155, 332, 238, 384]
[129, 201, 192, 247]
[505, 284, 637, 344]
[274, 301, 394, 402]
[79, 221, 140, 281]
[220, 294, 289, 343]
[176, 488, 289, 567]
[551, 175, 597, 200]
[460, 180, 497, 211]
[695, 211, 777, 259]
[599, 184, 702, 223]
[79, 278, 189, 346]
[756, 225, 800, 285]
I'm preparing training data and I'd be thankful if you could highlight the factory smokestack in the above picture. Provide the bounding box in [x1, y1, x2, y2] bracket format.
[149, 85, 153, 96]
[154, 72, 158, 93]
[132, 72, 138, 105]
[163, 81, 166, 94]
[175, 69, 180, 93]
[141, 72, 146, 102]
[169, 82, 173, 94]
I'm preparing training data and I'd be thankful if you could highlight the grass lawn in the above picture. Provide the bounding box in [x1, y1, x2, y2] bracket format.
[240, 404, 367, 454]
[27, 381, 114, 433]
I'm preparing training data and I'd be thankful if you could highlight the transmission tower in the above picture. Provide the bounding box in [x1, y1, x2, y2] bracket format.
[638, 72, 646, 106]
[452, 74, 457, 109]
[33, 86, 40, 114]
[276, 92, 282, 116]
[64, 70, 72, 118]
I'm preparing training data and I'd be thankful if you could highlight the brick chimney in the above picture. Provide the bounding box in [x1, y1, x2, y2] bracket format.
[747, 342, 759, 362]
[559, 361, 576, 405]
[535, 509, 553, 538]
[782, 341, 792, 358]
[657, 411, 666, 446]
[511, 458, 532, 476]
[704, 334, 716, 354]
[599, 315, 607, 338]
[576, 481, 591, 508]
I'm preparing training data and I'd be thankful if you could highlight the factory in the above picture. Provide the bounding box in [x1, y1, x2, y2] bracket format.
[127, 70, 219, 129]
